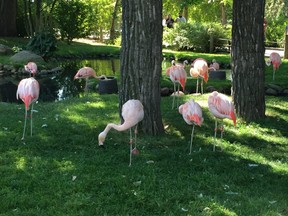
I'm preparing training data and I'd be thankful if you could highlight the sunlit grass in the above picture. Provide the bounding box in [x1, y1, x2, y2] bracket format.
[2, 92, 287, 215]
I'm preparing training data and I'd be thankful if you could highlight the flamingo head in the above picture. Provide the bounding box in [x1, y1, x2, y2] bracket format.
[98, 132, 106, 146]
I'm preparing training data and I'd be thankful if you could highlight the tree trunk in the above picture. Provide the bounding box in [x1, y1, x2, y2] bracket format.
[221, 2, 227, 25]
[109, 0, 120, 44]
[0, 0, 17, 36]
[120, 0, 164, 135]
[231, 0, 266, 121]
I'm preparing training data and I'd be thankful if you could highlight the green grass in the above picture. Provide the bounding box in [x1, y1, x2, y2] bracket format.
[1, 37, 288, 215]
[0, 93, 288, 215]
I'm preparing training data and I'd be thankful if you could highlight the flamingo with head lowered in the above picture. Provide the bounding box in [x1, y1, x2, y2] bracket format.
[24, 62, 38, 77]
[74, 67, 107, 91]
[208, 91, 236, 151]
[98, 99, 144, 166]
[179, 99, 204, 154]
[16, 77, 40, 140]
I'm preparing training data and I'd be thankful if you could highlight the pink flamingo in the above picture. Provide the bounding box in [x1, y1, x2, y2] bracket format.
[166, 60, 187, 109]
[98, 99, 144, 166]
[16, 77, 40, 140]
[208, 91, 236, 151]
[24, 62, 37, 77]
[190, 58, 209, 94]
[74, 67, 107, 91]
[179, 99, 204, 154]
[209, 59, 220, 71]
[266, 52, 281, 80]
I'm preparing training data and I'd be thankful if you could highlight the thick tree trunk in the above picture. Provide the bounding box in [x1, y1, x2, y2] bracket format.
[231, 0, 266, 121]
[0, 0, 17, 36]
[120, 0, 164, 135]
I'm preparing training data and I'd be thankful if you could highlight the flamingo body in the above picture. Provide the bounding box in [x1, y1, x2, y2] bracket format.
[74, 67, 97, 80]
[190, 58, 209, 94]
[208, 91, 236, 151]
[266, 52, 281, 80]
[179, 99, 204, 154]
[209, 59, 220, 71]
[17, 77, 40, 110]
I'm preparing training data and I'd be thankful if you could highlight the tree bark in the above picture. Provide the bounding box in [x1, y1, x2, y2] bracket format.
[120, 0, 164, 135]
[231, 0, 266, 121]
[0, 0, 17, 36]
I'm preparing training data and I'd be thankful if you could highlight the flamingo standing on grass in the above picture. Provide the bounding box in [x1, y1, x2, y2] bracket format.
[190, 58, 209, 94]
[74, 67, 107, 91]
[24, 62, 38, 77]
[98, 99, 144, 166]
[266, 52, 281, 81]
[179, 99, 204, 154]
[16, 77, 40, 140]
[208, 91, 236, 151]
[166, 60, 187, 109]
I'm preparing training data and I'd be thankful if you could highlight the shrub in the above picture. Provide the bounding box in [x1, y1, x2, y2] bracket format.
[163, 22, 230, 53]
[26, 31, 57, 60]
[55, 0, 91, 44]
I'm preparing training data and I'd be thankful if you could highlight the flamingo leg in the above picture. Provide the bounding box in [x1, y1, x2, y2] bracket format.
[22, 108, 28, 140]
[196, 78, 199, 94]
[201, 78, 204, 95]
[30, 103, 34, 137]
[176, 84, 180, 108]
[273, 68, 275, 81]
[189, 124, 195, 155]
[172, 83, 176, 109]
[129, 128, 133, 167]
[213, 120, 218, 151]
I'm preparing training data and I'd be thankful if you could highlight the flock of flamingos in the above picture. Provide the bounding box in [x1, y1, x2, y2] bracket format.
[16, 52, 281, 166]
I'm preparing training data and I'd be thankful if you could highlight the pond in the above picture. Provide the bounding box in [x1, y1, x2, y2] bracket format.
[0, 59, 231, 103]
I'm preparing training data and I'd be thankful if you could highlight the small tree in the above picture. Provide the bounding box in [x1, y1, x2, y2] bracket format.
[55, 0, 90, 44]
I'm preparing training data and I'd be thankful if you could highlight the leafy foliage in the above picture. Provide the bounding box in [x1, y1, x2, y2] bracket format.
[163, 22, 230, 52]
[55, 0, 91, 44]
[26, 31, 57, 59]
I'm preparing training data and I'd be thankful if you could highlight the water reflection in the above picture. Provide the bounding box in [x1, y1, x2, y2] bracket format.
[0, 59, 120, 103]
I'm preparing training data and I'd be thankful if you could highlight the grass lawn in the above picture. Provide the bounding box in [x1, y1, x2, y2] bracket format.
[0, 37, 288, 215]
[0, 92, 288, 215]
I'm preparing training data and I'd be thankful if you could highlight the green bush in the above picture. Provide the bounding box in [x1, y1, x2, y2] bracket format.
[163, 22, 230, 53]
[26, 31, 57, 59]
[55, 0, 91, 44]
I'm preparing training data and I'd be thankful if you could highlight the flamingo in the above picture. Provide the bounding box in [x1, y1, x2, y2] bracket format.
[98, 99, 144, 166]
[24, 62, 37, 77]
[166, 60, 187, 109]
[266, 52, 281, 80]
[190, 58, 209, 94]
[209, 59, 220, 71]
[208, 91, 236, 151]
[16, 77, 40, 140]
[179, 99, 204, 154]
[74, 67, 107, 91]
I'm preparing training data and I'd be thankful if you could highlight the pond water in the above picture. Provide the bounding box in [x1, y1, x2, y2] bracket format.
[0, 59, 231, 103]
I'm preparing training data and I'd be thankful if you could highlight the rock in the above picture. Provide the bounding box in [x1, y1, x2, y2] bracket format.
[0, 44, 13, 55]
[266, 88, 278, 95]
[266, 83, 283, 93]
[161, 87, 170, 96]
[10, 50, 45, 64]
